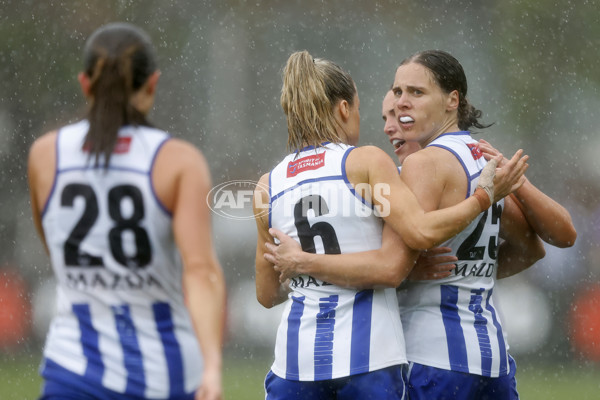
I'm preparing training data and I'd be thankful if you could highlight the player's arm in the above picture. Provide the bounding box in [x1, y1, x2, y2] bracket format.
[345, 145, 529, 250]
[406, 247, 457, 281]
[265, 222, 420, 289]
[479, 139, 576, 248]
[156, 139, 225, 400]
[496, 194, 546, 279]
[253, 173, 290, 308]
[27, 131, 58, 254]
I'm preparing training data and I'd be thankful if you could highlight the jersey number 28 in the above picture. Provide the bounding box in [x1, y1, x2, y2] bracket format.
[61, 183, 152, 268]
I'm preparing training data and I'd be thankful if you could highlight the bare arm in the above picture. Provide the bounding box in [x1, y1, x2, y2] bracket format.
[496, 195, 546, 279]
[264, 223, 420, 289]
[155, 140, 225, 400]
[27, 131, 58, 253]
[253, 173, 290, 308]
[345, 146, 529, 250]
[479, 139, 576, 248]
[407, 247, 457, 281]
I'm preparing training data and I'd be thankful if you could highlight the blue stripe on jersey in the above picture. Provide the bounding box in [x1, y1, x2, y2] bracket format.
[314, 295, 338, 379]
[428, 144, 473, 198]
[112, 304, 146, 397]
[295, 141, 331, 152]
[350, 290, 373, 374]
[485, 289, 508, 375]
[72, 303, 104, 386]
[469, 288, 493, 376]
[286, 296, 305, 380]
[40, 358, 196, 400]
[341, 147, 375, 210]
[270, 175, 344, 203]
[435, 131, 471, 139]
[150, 137, 174, 217]
[153, 302, 184, 396]
[440, 285, 469, 372]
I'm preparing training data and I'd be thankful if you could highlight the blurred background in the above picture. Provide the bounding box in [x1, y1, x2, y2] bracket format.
[1, 0, 599, 398]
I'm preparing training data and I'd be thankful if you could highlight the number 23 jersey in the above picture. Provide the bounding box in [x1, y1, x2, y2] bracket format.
[40, 120, 202, 398]
[397, 131, 507, 378]
[268, 143, 406, 381]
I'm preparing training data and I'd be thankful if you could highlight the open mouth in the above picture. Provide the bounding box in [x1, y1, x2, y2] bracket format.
[392, 138, 405, 151]
[399, 116, 414, 124]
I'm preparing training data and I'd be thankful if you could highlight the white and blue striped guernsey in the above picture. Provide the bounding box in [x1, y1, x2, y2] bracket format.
[397, 131, 507, 377]
[268, 142, 406, 382]
[40, 120, 202, 398]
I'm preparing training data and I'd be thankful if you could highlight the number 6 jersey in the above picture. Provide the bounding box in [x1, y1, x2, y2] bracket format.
[268, 142, 407, 381]
[40, 120, 202, 399]
[397, 131, 507, 378]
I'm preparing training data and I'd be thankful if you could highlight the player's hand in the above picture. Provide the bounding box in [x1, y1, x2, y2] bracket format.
[264, 228, 306, 283]
[492, 149, 529, 203]
[478, 139, 508, 167]
[408, 247, 457, 281]
[194, 367, 222, 400]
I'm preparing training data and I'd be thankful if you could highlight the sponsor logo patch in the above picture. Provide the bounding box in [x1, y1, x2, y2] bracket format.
[467, 143, 483, 160]
[287, 153, 325, 177]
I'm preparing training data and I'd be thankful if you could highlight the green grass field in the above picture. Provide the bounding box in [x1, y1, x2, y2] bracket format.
[2, 353, 599, 399]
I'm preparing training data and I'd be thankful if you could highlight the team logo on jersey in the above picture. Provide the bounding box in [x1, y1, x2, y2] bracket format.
[207, 180, 272, 220]
[287, 153, 326, 177]
[467, 143, 483, 160]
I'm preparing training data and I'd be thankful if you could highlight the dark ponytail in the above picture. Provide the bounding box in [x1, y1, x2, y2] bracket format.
[82, 23, 156, 168]
[401, 50, 492, 131]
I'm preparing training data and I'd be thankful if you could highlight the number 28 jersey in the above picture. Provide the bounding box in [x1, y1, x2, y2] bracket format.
[268, 143, 406, 382]
[40, 120, 202, 398]
[397, 131, 507, 378]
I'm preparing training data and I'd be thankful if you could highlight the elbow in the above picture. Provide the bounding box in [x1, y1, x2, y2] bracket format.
[381, 258, 412, 288]
[256, 293, 277, 309]
[554, 228, 577, 248]
[375, 269, 405, 288]
[389, 260, 411, 287]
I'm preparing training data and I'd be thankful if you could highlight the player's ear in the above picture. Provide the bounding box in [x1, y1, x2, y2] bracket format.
[78, 72, 91, 97]
[446, 89, 459, 112]
[337, 99, 350, 121]
[144, 70, 161, 96]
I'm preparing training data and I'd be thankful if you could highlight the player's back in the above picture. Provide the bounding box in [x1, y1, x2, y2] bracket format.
[268, 142, 406, 382]
[397, 131, 508, 378]
[40, 120, 201, 398]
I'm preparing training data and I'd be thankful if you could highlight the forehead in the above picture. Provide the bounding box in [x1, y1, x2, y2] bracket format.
[382, 91, 395, 109]
[394, 62, 436, 87]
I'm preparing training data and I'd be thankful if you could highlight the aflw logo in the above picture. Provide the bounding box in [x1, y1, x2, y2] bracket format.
[207, 180, 392, 220]
[207, 180, 270, 220]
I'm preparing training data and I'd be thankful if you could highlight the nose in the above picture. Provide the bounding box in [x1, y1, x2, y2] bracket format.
[383, 118, 397, 136]
[394, 92, 410, 110]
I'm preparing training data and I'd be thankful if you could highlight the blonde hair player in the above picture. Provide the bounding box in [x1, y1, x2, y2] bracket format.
[253, 50, 527, 400]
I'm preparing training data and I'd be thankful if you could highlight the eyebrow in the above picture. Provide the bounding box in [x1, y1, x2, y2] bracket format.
[392, 84, 426, 93]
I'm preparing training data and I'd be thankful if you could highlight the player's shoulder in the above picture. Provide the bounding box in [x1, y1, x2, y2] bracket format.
[29, 130, 58, 155]
[347, 145, 394, 169]
[255, 173, 270, 200]
[28, 130, 58, 169]
[158, 138, 207, 168]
